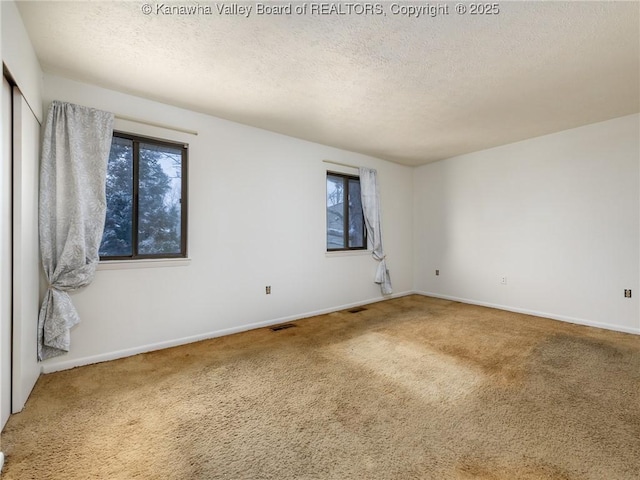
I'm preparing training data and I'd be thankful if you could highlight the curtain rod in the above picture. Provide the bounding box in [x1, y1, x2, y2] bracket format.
[115, 115, 198, 136]
[322, 159, 359, 170]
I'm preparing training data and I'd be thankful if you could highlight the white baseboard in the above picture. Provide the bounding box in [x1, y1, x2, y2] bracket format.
[415, 291, 640, 335]
[41, 290, 415, 374]
[39, 289, 639, 374]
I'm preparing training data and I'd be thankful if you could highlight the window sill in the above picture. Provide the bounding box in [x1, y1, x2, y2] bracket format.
[97, 258, 191, 270]
[325, 250, 371, 258]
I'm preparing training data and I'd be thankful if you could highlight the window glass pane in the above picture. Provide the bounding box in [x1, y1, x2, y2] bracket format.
[99, 137, 133, 257]
[348, 178, 365, 248]
[326, 175, 345, 249]
[138, 143, 183, 255]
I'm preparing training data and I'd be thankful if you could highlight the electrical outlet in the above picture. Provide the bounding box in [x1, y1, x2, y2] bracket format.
[500, 276, 507, 285]
[624, 289, 632, 298]
[435, 270, 439, 276]
[266, 286, 271, 295]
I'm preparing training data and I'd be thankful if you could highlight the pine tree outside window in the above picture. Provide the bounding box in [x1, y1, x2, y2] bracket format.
[99, 132, 188, 260]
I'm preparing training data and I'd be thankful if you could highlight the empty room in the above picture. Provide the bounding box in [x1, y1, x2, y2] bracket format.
[0, 1, 638, 478]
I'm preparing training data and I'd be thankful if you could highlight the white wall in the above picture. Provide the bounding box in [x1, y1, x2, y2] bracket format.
[414, 114, 640, 333]
[40, 74, 639, 375]
[41, 74, 415, 372]
[1, 1, 43, 122]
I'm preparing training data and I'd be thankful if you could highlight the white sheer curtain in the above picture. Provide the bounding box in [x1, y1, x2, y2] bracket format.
[38, 101, 114, 361]
[359, 167, 392, 295]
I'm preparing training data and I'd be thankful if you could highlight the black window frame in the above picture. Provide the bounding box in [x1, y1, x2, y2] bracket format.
[100, 131, 188, 261]
[326, 171, 367, 252]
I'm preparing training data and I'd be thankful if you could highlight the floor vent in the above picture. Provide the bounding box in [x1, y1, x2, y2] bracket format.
[270, 323, 297, 332]
[347, 307, 367, 314]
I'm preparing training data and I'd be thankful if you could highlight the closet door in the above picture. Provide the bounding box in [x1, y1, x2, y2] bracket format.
[1, 77, 12, 429]
[11, 87, 40, 413]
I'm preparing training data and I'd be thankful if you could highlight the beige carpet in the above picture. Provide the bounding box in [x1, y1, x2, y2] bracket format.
[1, 295, 639, 479]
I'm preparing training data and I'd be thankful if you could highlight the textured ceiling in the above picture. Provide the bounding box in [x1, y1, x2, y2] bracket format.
[17, 1, 640, 166]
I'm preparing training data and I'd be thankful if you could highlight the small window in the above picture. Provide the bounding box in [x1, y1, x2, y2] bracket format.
[326, 172, 366, 251]
[99, 132, 188, 260]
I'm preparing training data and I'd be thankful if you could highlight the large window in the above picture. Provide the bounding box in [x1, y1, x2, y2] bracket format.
[326, 172, 366, 251]
[99, 132, 188, 260]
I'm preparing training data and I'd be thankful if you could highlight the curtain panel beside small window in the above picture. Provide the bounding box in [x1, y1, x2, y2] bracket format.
[359, 167, 392, 295]
[38, 101, 114, 361]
